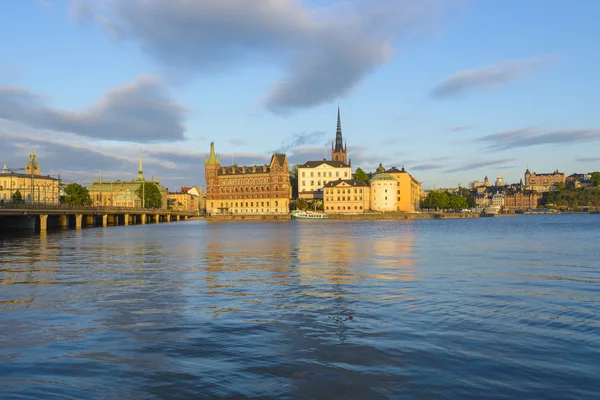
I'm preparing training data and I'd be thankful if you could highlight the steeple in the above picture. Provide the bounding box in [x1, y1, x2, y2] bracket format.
[136, 150, 145, 181]
[205, 141, 220, 165]
[331, 106, 348, 163]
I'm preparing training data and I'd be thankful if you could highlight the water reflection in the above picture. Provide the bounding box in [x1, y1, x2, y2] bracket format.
[0, 217, 599, 399]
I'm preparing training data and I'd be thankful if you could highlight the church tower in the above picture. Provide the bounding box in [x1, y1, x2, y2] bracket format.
[331, 107, 348, 164]
[205, 142, 221, 210]
[136, 150, 145, 181]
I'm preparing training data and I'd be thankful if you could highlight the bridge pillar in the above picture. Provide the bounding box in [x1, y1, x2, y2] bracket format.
[86, 215, 94, 227]
[124, 214, 130, 226]
[176, 215, 181, 221]
[58, 215, 68, 228]
[155, 214, 160, 223]
[141, 214, 147, 224]
[39, 214, 48, 232]
[75, 214, 83, 229]
[102, 214, 108, 227]
[166, 214, 171, 222]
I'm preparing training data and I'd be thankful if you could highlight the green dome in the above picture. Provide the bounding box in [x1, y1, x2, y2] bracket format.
[370, 173, 396, 181]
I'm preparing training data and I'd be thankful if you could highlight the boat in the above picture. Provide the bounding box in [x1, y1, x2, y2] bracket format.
[482, 205, 501, 216]
[291, 210, 328, 220]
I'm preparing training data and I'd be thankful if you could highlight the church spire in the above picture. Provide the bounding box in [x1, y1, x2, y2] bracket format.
[137, 149, 145, 181]
[331, 106, 348, 163]
[335, 106, 343, 152]
[205, 141, 220, 165]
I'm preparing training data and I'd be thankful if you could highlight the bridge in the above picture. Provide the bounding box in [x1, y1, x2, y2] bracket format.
[0, 202, 198, 233]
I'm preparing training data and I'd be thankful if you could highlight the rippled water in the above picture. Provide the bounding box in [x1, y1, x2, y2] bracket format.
[1, 215, 599, 399]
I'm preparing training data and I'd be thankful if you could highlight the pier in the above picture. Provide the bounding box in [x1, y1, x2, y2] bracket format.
[0, 202, 196, 233]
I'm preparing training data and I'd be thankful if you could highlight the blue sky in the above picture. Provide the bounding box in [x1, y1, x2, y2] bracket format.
[1, 0, 599, 190]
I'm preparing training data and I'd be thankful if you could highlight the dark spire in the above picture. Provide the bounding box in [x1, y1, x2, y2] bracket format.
[335, 106, 343, 152]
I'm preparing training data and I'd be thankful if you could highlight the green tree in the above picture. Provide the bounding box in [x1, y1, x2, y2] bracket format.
[295, 198, 308, 210]
[591, 171, 600, 186]
[64, 183, 91, 205]
[447, 194, 468, 211]
[555, 181, 566, 191]
[135, 182, 162, 208]
[466, 197, 477, 208]
[353, 167, 369, 183]
[12, 189, 23, 202]
[421, 191, 450, 210]
[289, 165, 299, 199]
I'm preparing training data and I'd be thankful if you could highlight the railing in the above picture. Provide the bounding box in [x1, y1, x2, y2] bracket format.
[0, 202, 195, 214]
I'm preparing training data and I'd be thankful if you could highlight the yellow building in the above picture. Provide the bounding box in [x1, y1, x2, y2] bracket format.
[383, 165, 422, 212]
[323, 179, 370, 213]
[86, 152, 168, 208]
[167, 191, 196, 212]
[0, 153, 59, 204]
[370, 173, 397, 211]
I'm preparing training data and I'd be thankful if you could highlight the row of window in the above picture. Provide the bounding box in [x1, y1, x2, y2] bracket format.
[302, 171, 348, 178]
[325, 206, 363, 210]
[209, 194, 279, 199]
[325, 188, 364, 194]
[214, 201, 281, 208]
[324, 196, 364, 202]
[219, 186, 280, 193]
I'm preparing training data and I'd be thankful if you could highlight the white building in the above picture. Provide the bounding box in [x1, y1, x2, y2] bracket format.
[369, 173, 397, 212]
[297, 160, 352, 200]
[492, 193, 505, 207]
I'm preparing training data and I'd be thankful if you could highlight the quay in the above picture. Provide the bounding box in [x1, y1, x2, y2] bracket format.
[0, 202, 196, 233]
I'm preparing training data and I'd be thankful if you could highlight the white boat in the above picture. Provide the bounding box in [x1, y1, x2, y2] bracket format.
[483, 205, 501, 215]
[291, 210, 328, 220]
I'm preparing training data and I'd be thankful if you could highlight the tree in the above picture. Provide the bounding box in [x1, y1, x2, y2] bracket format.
[289, 165, 299, 199]
[135, 182, 162, 208]
[64, 183, 91, 205]
[353, 167, 369, 183]
[12, 189, 23, 203]
[555, 181, 566, 192]
[447, 194, 468, 211]
[295, 198, 308, 210]
[421, 191, 449, 210]
[591, 171, 600, 187]
[466, 197, 477, 208]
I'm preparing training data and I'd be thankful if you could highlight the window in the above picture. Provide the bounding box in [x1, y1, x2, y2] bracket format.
[302, 181, 305, 186]
[275, 201, 278, 206]
[317, 172, 321, 177]
[311, 172, 314, 177]
[302, 172, 305, 177]
[329, 172, 332, 177]
[336, 172, 339, 177]
[344, 172, 348, 177]
[318, 181, 321, 185]
[311, 181, 314, 186]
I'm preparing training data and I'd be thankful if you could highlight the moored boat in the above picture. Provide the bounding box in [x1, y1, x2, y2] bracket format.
[291, 210, 328, 220]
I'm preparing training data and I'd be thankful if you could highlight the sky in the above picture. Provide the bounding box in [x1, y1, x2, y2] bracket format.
[1, 0, 599, 190]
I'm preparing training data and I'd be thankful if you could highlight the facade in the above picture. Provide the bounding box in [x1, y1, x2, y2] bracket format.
[370, 173, 398, 212]
[469, 176, 491, 189]
[504, 191, 542, 211]
[205, 142, 291, 215]
[331, 107, 348, 164]
[167, 192, 196, 212]
[385, 166, 422, 212]
[0, 153, 59, 204]
[495, 174, 505, 187]
[492, 193, 505, 207]
[87, 152, 168, 208]
[323, 179, 370, 213]
[524, 169, 566, 192]
[181, 186, 204, 212]
[297, 160, 352, 200]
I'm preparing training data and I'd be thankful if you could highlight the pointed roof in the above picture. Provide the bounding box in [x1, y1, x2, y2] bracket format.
[136, 150, 145, 181]
[334, 106, 344, 152]
[205, 142, 220, 165]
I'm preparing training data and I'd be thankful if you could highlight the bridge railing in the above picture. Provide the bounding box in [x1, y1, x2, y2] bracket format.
[0, 201, 195, 214]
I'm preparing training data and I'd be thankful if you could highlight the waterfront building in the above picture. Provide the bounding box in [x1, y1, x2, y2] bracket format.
[167, 191, 196, 212]
[524, 169, 566, 192]
[0, 152, 59, 203]
[492, 193, 505, 207]
[297, 160, 352, 200]
[384, 166, 422, 212]
[504, 191, 542, 211]
[370, 173, 398, 212]
[296, 108, 352, 200]
[323, 179, 370, 213]
[204, 142, 291, 215]
[87, 152, 168, 208]
[181, 186, 205, 212]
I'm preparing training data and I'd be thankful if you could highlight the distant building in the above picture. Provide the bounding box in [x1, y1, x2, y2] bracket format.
[323, 179, 370, 213]
[181, 186, 204, 212]
[495, 174, 504, 187]
[370, 173, 397, 212]
[0, 152, 59, 204]
[566, 173, 593, 189]
[524, 169, 566, 192]
[167, 191, 196, 212]
[504, 191, 542, 211]
[469, 176, 491, 189]
[297, 160, 352, 200]
[385, 166, 422, 212]
[87, 151, 168, 208]
[204, 142, 291, 215]
[492, 193, 505, 207]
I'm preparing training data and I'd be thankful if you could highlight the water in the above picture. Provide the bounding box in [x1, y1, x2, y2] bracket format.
[1, 215, 599, 399]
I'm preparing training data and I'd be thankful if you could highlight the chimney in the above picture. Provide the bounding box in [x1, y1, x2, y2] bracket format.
[242, 166, 246, 173]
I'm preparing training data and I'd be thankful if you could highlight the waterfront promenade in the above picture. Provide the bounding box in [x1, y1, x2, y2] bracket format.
[0, 202, 196, 233]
